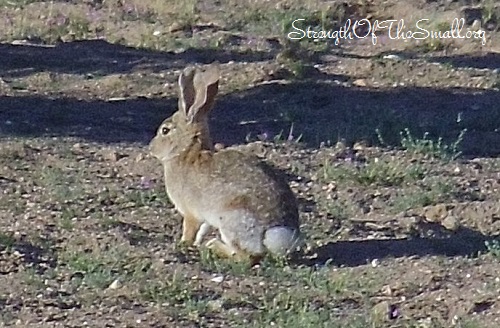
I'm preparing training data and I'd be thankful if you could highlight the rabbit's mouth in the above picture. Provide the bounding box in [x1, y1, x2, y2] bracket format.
[149, 148, 169, 162]
[148, 138, 166, 161]
[149, 145, 176, 163]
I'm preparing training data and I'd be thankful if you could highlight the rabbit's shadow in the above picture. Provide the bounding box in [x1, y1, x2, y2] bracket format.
[296, 224, 492, 268]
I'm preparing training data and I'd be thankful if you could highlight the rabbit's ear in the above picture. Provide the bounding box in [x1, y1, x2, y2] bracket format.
[178, 67, 196, 116]
[187, 63, 220, 123]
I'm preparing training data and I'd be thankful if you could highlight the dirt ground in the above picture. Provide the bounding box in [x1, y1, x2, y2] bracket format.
[1, 0, 500, 327]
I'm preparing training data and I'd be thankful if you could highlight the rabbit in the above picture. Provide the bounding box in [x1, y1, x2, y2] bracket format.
[149, 63, 302, 264]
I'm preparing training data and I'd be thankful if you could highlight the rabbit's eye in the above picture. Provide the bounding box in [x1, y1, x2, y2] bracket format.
[161, 126, 170, 135]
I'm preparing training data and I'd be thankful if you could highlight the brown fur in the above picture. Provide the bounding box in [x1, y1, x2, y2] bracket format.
[149, 64, 301, 263]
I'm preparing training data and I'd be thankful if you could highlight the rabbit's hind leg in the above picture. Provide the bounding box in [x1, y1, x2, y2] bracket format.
[206, 229, 264, 265]
[205, 237, 237, 258]
[194, 222, 211, 246]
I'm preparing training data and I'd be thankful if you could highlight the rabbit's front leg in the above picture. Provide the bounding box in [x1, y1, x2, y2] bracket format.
[180, 214, 202, 245]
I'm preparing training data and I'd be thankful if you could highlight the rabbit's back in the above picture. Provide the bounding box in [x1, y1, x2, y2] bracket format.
[166, 149, 299, 229]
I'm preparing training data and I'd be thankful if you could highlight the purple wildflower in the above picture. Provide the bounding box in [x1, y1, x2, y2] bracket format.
[139, 176, 153, 190]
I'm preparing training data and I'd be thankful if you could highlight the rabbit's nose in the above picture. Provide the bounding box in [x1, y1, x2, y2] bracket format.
[148, 138, 156, 154]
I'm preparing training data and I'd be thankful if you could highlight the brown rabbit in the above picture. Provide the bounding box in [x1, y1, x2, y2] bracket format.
[149, 64, 301, 263]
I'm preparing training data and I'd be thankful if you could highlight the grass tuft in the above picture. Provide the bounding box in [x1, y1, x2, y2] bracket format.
[323, 157, 426, 187]
[399, 128, 467, 161]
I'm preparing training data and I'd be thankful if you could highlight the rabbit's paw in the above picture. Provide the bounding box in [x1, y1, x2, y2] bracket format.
[206, 238, 237, 258]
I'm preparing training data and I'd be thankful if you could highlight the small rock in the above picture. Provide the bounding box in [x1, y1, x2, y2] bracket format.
[169, 22, 184, 33]
[383, 54, 402, 60]
[72, 143, 83, 151]
[353, 79, 367, 87]
[275, 0, 291, 10]
[107, 278, 122, 290]
[214, 143, 225, 151]
[442, 214, 460, 231]
[244, 143, 267, 157]
[101, 149, 123, 162]
[108, 97, 127, 102]
[334, 140, 346, 152]
[371, 301, 399, 322]
[471, 19, 481, 29]
[381, 285, 393, 296]
[423, 204, 448, 222]
[13, 250, 23, 258]
[210, 275, 224, 283]
[353, 140, 368, 151]
[135, 153, 144, 162]
[399, 215, 421, 231]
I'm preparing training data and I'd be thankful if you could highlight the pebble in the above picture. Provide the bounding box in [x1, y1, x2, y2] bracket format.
[210, 275, 224, 283]
[107, 279, 122, 290]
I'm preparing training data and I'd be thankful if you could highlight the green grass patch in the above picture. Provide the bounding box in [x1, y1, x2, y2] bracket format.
[377, 127, 466, 161]
[485, 239, 500, 259]
[0, 232, 16, 250]
[138, 271, 215, 322]
[122, 187, 170, 208]
[399, 128, 467, 161]
[325, 199, 353, 220]
[38, 166, 86, 203]
[230, 265, 381, 327]
[323, 157, 426, 187]
[59, 248, 152, 289]
[390, 178, 453, 213]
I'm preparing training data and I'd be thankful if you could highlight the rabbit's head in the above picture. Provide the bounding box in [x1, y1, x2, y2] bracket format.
[149, 64, 220, 162]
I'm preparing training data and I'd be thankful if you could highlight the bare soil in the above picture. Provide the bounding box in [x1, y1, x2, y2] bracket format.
[1, 0, 500, 327]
